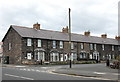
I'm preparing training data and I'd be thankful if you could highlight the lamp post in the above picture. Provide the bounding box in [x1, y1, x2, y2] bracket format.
[68, 8, 72, 68]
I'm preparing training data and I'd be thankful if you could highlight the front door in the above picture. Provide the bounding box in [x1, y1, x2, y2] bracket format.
[93, 53, 100, 61]
[60, 54, 63, 61]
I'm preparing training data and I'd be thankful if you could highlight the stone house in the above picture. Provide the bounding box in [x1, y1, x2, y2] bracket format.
[2, 23, 120, 64]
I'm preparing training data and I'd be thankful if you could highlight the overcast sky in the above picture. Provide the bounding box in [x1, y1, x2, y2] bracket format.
[0, 0, 119, 41]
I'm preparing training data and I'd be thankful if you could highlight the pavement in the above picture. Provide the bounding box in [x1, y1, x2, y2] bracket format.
[52, 63, 119, 81]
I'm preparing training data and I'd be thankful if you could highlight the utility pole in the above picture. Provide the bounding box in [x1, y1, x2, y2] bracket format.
[68, 8, 72, 68]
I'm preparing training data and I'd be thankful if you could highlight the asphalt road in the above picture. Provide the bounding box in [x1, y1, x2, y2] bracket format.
[1, 64, 119, 81]
[2, 65, 95, 80]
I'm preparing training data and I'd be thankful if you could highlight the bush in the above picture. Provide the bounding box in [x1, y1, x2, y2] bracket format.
[74, 61, 96, 64]
[50, 61, 68, 65]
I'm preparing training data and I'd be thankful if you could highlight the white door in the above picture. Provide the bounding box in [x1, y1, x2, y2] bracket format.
[89, 54, 93, 59]
[27, 53, 32, 60]
[60, 54, 63, 61]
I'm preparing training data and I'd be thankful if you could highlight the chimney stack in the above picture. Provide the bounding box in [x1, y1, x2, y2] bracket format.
[115, 36, 120, 40]
[101, 34, 107, 38]
[62, 26, 69, 33]
[84, 31, 90, 36]
[33, 22, 40, 30]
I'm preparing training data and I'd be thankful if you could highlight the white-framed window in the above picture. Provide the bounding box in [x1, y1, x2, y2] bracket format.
[94, 44, 97, 50]
[60, 41, 63, 48]
[27, 38, 32, 46]
[102, 44, 105, 50]
[50, 53, 59, 61]
[72, 53, 77, 60]
[80, 53, 86, 58]
[36, 52, 45, 61]
[38, 39, 41, 47]
[71, 42, 74, 49]
[112, 54, 115, 59]
[27, 53, 32, 60]
[80, 43, 84, 49]
[90, 44, 93, 50]
[53, 40, 56, 48]
[8, 43, 11, 50]
[112, 45, 114, 51]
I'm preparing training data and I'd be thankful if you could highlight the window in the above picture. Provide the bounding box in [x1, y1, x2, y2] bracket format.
[50, 53, 59, 61]
[80, 53, 86, 58]
[27, 53, 32, 60]
[90, 44, 93, 50]
[27, 38, 32, 46]
[112, 54, 115, 59]
[38, 39, 41, 47]
[72, 53, 77, 60]
[53, 41, 56, 48]
[94, 44, 97, 50]
[71, 42, 74, 49]
[80, 43, 84, 49]
[112, 45, 114, 51]
[102, 44, 105, 50]
[60, 41, 63, 48]
[36, 52, 45, 61]
[119, 46, 120, 51]
[8, 43, 11, 50]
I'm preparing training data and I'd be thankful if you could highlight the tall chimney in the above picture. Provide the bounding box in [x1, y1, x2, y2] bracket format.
[62, 26, 69, 33]
[33, 22, 40, 30]
[115, 36, 120, 40]
[101, 34, 107, 38]
[84, 31, 90, 36]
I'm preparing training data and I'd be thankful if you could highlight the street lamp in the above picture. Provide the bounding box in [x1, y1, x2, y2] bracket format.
[68, 8, 72, 68]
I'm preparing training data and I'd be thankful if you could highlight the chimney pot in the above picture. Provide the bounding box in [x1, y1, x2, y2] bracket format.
[62, 26, 69, 33]
[33, 23, 40, 30]
[84, 31, 90, 36]
[115, 36, 120, 40]
[101, 34, 107, 38]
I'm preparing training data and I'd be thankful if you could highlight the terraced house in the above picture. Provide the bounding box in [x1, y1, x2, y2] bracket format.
[2, 23, 120, 64]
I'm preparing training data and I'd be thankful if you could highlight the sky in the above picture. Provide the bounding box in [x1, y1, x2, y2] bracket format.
[0, 0, 119, 41]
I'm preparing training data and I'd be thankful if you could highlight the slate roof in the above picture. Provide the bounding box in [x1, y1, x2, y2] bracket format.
[11, 25, 119, 45]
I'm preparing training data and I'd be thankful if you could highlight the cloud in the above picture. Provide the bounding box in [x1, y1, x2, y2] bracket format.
[0, 0, 119, 41]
